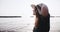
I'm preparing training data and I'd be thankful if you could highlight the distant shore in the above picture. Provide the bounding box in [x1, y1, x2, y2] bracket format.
[0, 16, 60, 18]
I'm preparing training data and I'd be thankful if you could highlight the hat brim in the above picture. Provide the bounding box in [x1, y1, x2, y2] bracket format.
[31, 4, 36, 9]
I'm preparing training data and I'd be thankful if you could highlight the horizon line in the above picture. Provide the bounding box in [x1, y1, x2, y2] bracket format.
[0, 16, 60, 18]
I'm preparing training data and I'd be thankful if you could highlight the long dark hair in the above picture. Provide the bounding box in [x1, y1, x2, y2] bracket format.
[35, 5, 41, 17]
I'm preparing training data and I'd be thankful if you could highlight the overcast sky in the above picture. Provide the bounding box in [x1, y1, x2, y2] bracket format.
[0, 0, 60, 16]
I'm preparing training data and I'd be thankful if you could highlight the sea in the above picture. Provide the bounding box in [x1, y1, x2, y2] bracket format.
[0, 16, 60, 32]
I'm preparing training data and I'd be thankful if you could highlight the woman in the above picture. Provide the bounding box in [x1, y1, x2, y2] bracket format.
[31, 3, 50, 32]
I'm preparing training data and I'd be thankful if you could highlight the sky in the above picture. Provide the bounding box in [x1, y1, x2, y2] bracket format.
[0, 0, 60, 16]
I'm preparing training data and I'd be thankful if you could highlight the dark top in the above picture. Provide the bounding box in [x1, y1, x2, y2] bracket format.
[37, 14, 50, 31]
